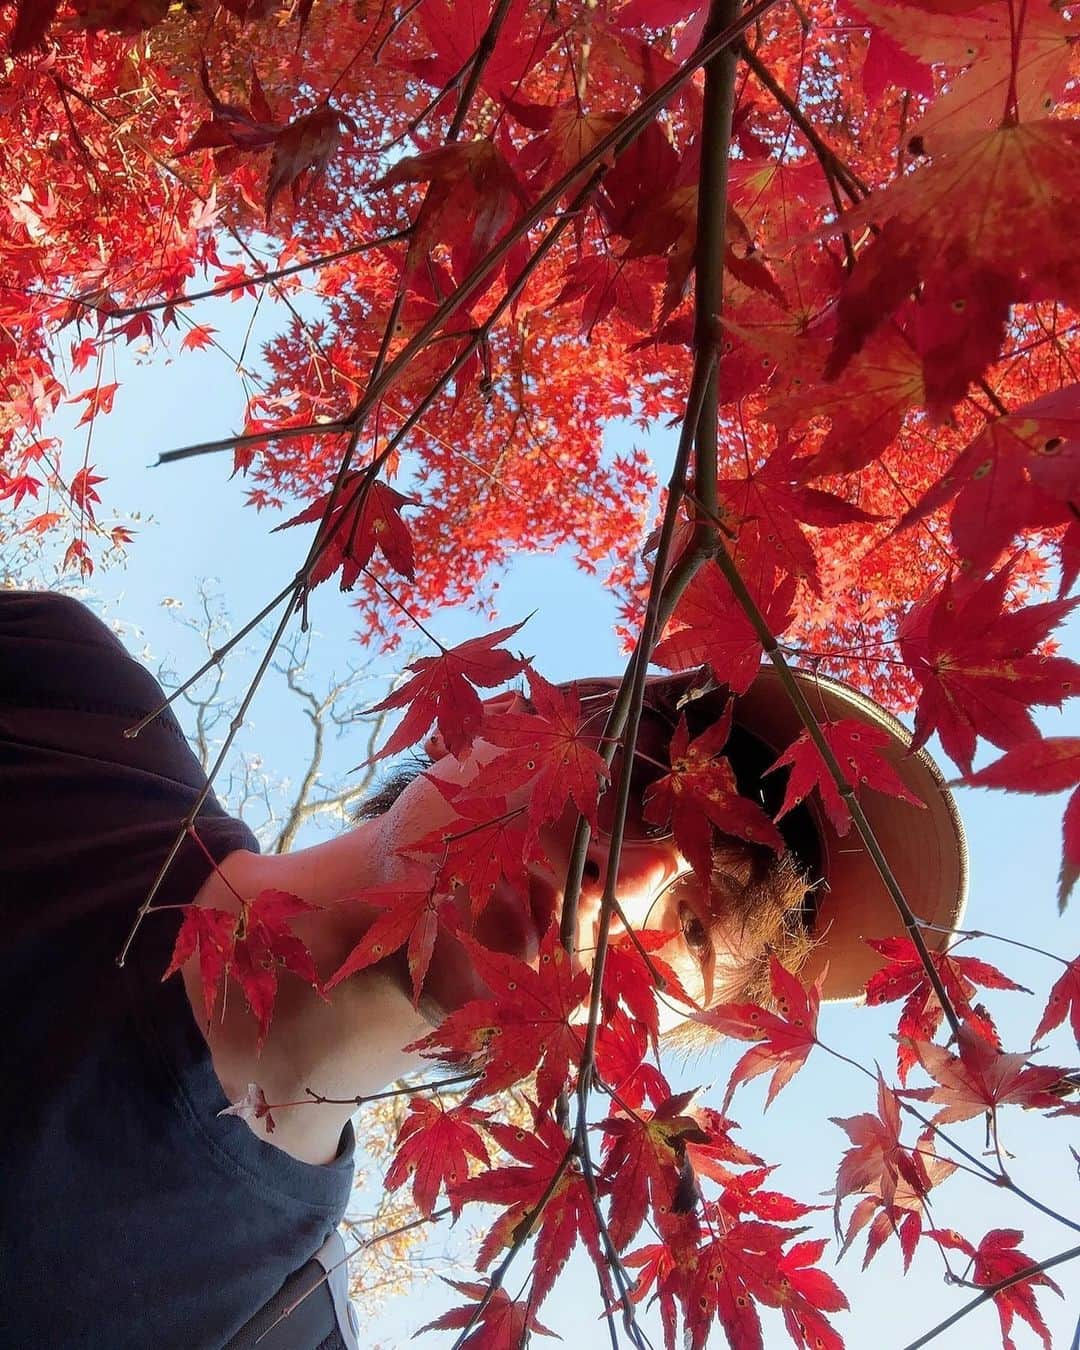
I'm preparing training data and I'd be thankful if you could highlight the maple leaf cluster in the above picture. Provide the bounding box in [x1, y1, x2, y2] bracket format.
[386, 983, 853, 1350]
[0, 0, 1074, 693]
[163, 885, 321, 1050]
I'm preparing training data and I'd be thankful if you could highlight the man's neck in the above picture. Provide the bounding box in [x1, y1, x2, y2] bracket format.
[181, 820, 430, 1166]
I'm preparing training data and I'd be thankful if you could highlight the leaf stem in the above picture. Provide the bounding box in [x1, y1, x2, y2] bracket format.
[918, 921, 1071, 970]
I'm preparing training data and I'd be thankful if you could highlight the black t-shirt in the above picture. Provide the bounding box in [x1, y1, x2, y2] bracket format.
[0, 592, 356, 1349]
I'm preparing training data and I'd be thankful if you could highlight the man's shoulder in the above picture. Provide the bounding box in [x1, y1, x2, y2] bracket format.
[1, 588, 118, 641]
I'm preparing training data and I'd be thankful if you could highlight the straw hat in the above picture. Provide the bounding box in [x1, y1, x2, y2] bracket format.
[575, 666, 968, 1002]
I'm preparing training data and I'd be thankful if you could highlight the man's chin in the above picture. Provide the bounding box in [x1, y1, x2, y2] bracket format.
[409, 875, 586, 1022]
[470, 875, 546, 964]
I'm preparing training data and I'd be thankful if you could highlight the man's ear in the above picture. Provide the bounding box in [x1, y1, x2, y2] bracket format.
[422, 689, 529, 762]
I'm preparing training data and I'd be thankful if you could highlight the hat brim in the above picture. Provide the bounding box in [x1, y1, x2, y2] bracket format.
[572, 666, 968, 1003]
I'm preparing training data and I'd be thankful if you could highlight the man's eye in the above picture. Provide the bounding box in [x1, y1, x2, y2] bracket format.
[679, 902, 711, 960]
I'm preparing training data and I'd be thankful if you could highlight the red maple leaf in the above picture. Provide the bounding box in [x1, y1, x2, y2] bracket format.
[708, 1167, 820, 1227]
[211, 263, 259, 301]
[403, 779, 542, 919]
[839, 1143, 955, 1273]
[177, 59, 279, 157]
[180, 324, 217, 352]
[399, 0, 555, 106]
[555, 250, 658, 335]
[863, 936, 1029, 1084]
[384, 1097, 489, 1219]
[842, 0, 935, 108]
[643, 712, 784, 883]
[685, 1220, 847, 1350]
[70, 381, 119, 427]
[898, 386, 1080, 574]
[322, 879, 450, 1005]
[163, 889, 320, 1047]
[683, 1106, 764, 1186]
[696, 957, 823, 1112]
[374, 140, 530, 291]
[683, 1223, 778, 1350]
[851, 0, 1070, 152]
[454, 1110, 608, 1308]
[417, 1278, 557, 1348]
[601, 928, 695, 1048]
[716, 440, 878, 596]
[823, 119, 1080, 394]
[483, 671, 610, 839]
[623, 1241, 681, 1350]
[600, 1089, 709, 1250]
[958, 737, 1080, 909]
[593, 1008, 671, 1110]
[367, 622, 529, 761]
[20, 510, 63, 535]
[929, 1228, 1063, 1350]
[903, 1025, 1074, 1126]
[766, 717, 924, 837]
[162, 903, 238, 1027]
[771, 1237, 849, 1350]
[408, 926, 589, 1110]
[898, 566, 1080, 775]
[228, 888, 322, 1050]
[70, 466, 105, 518]
[1, 473, 42, 507]
[276, 472, 418, 590]
[653, 558, 797, 695]
[264, 106, 350, 222]
[1032, 954, 1080, 1048]
[177, 61, 349, 221]
[830, 1070, 931, 1230]
[766, 323, 925, 481]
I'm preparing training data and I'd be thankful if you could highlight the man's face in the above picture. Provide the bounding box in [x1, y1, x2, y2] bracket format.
[369, 701, 729, 1030]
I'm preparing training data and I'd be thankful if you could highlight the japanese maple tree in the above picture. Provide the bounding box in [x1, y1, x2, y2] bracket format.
[4, 0, 1080, 1345]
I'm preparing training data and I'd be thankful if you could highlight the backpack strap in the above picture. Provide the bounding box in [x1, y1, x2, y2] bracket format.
[221, 1233, 358, 1350]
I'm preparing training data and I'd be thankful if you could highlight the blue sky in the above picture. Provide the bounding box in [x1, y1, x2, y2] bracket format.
[42, 281, 1080, 1349]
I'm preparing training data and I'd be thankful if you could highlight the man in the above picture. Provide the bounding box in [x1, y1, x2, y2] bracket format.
[0, 590, 965, 1349]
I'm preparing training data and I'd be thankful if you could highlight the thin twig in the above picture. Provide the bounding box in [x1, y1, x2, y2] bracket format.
[918, 921, 1071, 971]
[301, 1071, 479, 1107]
[740, 43, 869, 204]
[573, 1115, 653, 1350]
[446, 0, 515, 142]
[117, 591, 301, 965]
[154, 0, 782, 473]
[69, 231, 410, 321]
[123, 579, 298, 738]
